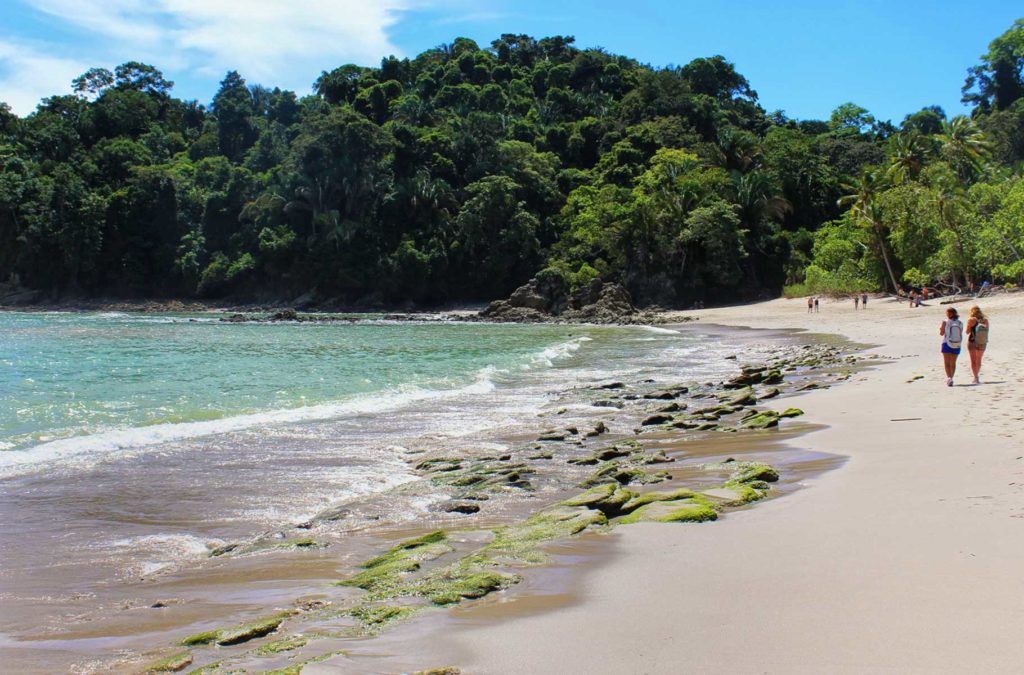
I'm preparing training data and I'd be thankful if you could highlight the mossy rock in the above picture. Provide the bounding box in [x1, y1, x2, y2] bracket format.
[340, 531, 453, 592]
[143, 650, 193, 672]
[729, 462, 780, 484]
[671, 420, 717, 431]
[721, 388, 757, 406]
[762, 370, 784, 384]
[349, 605, 417, 627]
[641, 413, 674, 426]
[618, 498, 718, 524]
[657, 401, 686, 413]
[216, 611, 296, 646]
[702, 484, 766, 506]
[415, 457, 464, 472]
[779, 407, 804, 418]
[739, 411, 780, 429]
[577, 460, 670, 488]
[568, 445, 633, 465]
[560, 484, 636, 517]
[631, 450, 672, 464]
[425, 571, 513, 605]
[179, 629, 222, 647]
[414, 668, 461, 675]
[255, 636, 308, 655]
[759, 387, 781, 399]
[642, 390, 679, 400]
[620, 488, 697, 514]
[486, 505, 607, 563]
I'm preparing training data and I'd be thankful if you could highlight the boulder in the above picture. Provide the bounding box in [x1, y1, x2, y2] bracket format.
[618, 498, 718, 524]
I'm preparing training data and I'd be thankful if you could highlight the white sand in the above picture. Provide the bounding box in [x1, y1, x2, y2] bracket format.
[441, 293, 1024, 674]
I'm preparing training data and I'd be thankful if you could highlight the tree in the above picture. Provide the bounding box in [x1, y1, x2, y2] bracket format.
[829, 102, 875, 134]
[72, 68, 114, 98]
[887, 131, 931, 183]
[962, 19, 1024, 112]
[939, 115, 991, 183]
[114, 62, 174, 97]
[212, 71, 257, 162]
[838, 170, 900, 292]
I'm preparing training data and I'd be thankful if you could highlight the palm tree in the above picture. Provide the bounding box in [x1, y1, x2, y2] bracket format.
[887, 131, 931, 183]
[930, 174, 973, 287]
[838, 169, 901, 292]
[714, 128, 762, 173]
[940, 116, 991, 183]
[732, 170, 791, 226]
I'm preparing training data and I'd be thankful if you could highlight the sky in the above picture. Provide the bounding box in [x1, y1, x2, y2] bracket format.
[0, 0, 1020, 122]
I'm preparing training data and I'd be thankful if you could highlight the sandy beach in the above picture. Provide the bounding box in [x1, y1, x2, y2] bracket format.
[430, 293, 1024, 674]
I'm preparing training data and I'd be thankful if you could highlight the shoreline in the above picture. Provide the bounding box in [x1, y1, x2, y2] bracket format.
[428, 293, 1024, 674]
[0, 315, 856, 673]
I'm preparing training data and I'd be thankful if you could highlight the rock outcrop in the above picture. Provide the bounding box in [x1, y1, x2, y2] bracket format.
[478, 278, 669, 324]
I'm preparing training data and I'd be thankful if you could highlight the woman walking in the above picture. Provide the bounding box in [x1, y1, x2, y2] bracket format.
[939, 307, 964, 387]
[965, 305, 990, 385]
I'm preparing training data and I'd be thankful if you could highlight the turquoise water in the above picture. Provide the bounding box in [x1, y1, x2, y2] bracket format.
[0, 312, 600, 457]
[0, 313, 593, 450]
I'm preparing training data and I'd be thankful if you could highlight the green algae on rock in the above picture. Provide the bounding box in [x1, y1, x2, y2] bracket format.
[702, 484, 767, 505]
[339, 531, 453, 592]
[255, 636, 309, 655]
[560, 483, 636, 516]
[486, 505, 608, 563]
[617, 497, 719, 524]
[620, 488, 699, 514]
[216, 611, 297, 646]
[349, 605, 417, 628]
[577, 459, 671, 488]
[738, 410, 781, 429]
[143, 650, 193, 672]
[179, 629, 222, 647]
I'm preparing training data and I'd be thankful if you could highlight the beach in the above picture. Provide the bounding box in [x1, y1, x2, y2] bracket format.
[427, 293, 1024, 674]
[1, 295, 1020, 673]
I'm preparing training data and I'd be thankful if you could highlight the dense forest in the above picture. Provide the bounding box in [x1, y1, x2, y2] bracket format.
[1, 20, 1023, 307]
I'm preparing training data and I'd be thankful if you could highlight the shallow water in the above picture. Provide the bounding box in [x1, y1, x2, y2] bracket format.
[0, 312, 820, 671]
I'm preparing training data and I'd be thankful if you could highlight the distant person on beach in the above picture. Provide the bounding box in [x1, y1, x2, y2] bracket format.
[854, 294, 860, 310]
[909, 290, 917, 308]
[807, 297, 813, 313]
[939, 307, 964, 387]
[814, 297, 819, 313]
[862, 293, 868, 308]
[922, 287, 929, 302]
[965, 305, 989, 385]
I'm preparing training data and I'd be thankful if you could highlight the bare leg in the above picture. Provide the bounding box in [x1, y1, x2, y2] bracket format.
[943, 353, 957, 380]
[969, 348, 983, 382]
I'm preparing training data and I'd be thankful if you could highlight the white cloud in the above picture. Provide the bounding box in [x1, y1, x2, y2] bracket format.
[0, 39, 88, 114]
[20, 0, 426, 91]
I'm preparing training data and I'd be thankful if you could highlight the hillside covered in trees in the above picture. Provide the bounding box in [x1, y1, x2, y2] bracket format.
[1, 21, 1023, 307]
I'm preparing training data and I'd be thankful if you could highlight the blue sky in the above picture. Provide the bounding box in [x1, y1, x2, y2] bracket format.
[1, 1, 1020, 122]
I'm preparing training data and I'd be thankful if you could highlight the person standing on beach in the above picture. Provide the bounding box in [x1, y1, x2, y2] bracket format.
[965, 305, 990, 385]
[807, 297, 813, 313]
[939, 307, 964, 387]
[814, 297, 819, 313]
[862, 293, 868, 308]
[909, 290, 917, 308]
[854, 294, 860, 310]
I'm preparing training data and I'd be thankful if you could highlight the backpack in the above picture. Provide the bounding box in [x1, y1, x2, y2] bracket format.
[946, 319, 963, 349]
[973, 321, 989, 347]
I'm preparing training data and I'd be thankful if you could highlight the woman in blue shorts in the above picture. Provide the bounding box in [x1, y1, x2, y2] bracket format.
[939, 307, 964, 387]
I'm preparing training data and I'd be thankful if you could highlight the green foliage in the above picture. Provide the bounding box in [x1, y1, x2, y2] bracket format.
[2, 23, 1023, 305]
